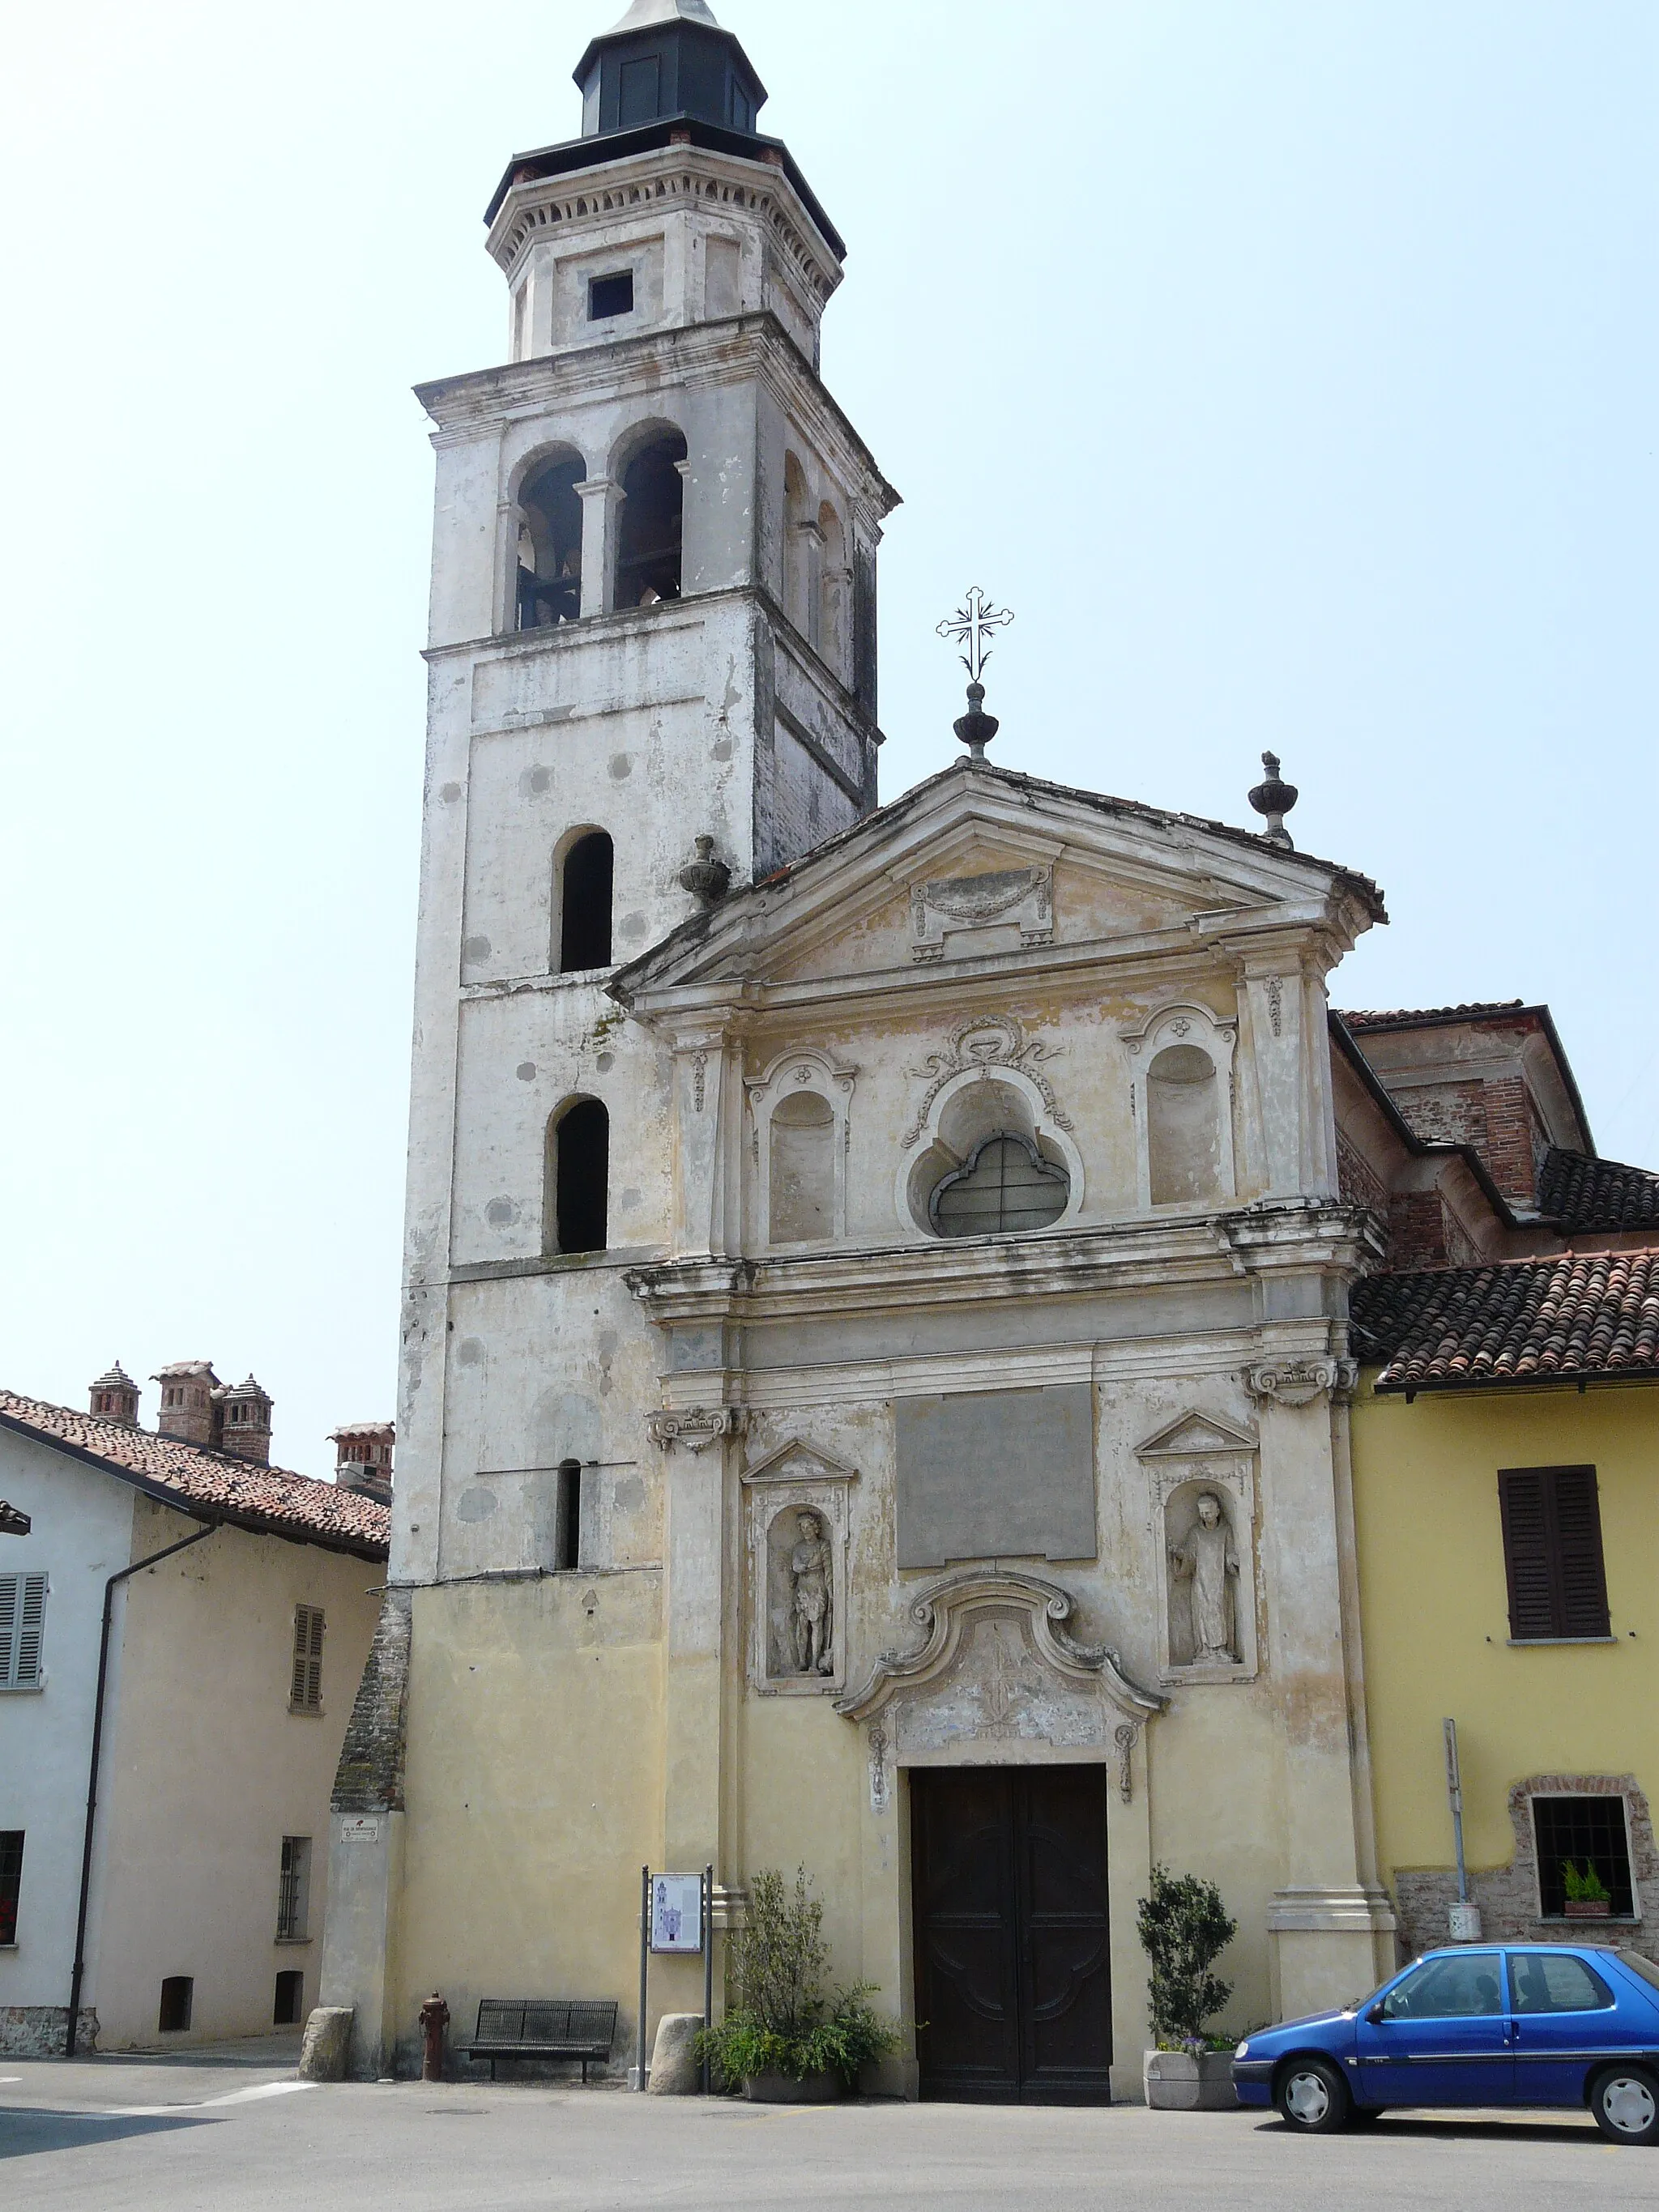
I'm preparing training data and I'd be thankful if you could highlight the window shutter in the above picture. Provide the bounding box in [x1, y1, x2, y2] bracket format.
[1499, 1472, 1555, 1639]
[0, 1578, 15, 1686]
[15, 1576, 45, 1687]
[291, 1605, 324, 1709]
[1552, 1468, 1610, 1638]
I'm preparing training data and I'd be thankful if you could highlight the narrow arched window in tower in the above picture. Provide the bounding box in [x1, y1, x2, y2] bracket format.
[783, 452, 811, 636]
[558, 830, 614, 972]
[516, 454, 584, 630]
[554, 1459, 585, 1571]
[1146, 1044, 1222, 1206]
[615, 431, 687, 607]
[546, 1099, 609, 1256]
[817, 501, 849, 680]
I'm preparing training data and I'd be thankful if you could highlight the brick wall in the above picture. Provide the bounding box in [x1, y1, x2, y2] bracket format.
[1387, 1191, 1451, 1269]
[331, 1588, 412, 1813]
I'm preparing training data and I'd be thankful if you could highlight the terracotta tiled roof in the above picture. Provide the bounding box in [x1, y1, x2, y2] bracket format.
[1352, 1251, 1659, 1393]
[1339, 1002, 1526, 1031]
[1537, 1148, 1659, 1232]
[0, 1392, 390, 1559]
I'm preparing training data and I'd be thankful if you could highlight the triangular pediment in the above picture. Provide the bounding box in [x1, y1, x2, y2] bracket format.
[612, 761, 1379, 1010]
[1135, 1409, 1259, 1459]
[741, 1436, 859, 1487]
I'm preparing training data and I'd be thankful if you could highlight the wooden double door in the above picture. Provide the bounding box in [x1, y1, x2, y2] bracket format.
[910, 1764, 1112, 2103]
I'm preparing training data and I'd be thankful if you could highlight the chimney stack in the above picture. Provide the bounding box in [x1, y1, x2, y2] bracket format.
[330, 1422, 394, 1504]
[89, 1362, 141, 1426]
[153, 1362, 221, 1448]
[216, 1375, 274, 1466]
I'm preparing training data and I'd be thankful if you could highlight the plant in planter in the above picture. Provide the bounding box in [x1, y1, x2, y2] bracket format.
[696, 1866, 904, 2100]
[1137, 1865, 1238, 2111]
[1562, 1860, 1614, 1918]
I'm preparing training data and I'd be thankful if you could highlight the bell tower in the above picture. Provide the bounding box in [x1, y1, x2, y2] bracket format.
[393, 2, 896, 1579]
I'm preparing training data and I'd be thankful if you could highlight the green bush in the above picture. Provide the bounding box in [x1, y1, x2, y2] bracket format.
[1562, 1860, 1611, 1903]
[695, 1867, 904, 2086]
[1137, 1864, 1237, 2048]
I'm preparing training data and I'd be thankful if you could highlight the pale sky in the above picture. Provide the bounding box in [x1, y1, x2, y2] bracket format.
[1, 2, 1653, 1475]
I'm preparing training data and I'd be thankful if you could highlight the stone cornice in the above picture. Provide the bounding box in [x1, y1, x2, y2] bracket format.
[485, 140, 844, 314]
[624, 1204, 1372, 1329]
[416, 313, 899, 519]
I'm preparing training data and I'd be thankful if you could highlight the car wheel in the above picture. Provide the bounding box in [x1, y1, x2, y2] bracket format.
[1274, 2056, 1350, 2134]
[1591, 2066, 1659, 2146]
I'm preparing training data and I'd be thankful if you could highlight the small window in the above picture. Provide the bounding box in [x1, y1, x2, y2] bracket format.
[1499, 1467, 1610, 1639]
[589, 271, 635, 322]
[559, 831, 614, 972]
[276, 1835, 311, 1941]
[1509, 1951, 1614, 2014]
[0, 1831, 22, 1944]
[290, 1605, 324, 1712]
[0, 1574, 46, 1690]
[930, 1132, 1069, 1238]
[274, 1968, 305, 2027]
[158, 1975, 194, 2033]
[1533, 1794, 1635, 1917]
[548, 1099, 610, 1257]
[1379, 1952, 1503, 2021]
[555, 1461, 585, 1572]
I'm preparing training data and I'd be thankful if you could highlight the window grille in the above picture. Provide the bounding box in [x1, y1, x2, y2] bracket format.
[0, 1574, 46, 1689]
[0, 1831, 23, 1944]
[1499, 1468, 1610, 1639]
[1533, 1795, 1635, 1917]
[277, 1835, 310, 1939]
[290, 1605, 324, 1711]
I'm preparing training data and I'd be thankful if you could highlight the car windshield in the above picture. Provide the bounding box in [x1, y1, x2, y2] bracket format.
[1618, 1951, 1659, 1993]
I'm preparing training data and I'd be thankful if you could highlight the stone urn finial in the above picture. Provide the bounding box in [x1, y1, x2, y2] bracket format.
[953, 681, 1000, 762]
[1247, 751, 1299, 849]
[678, 834, 731, 906]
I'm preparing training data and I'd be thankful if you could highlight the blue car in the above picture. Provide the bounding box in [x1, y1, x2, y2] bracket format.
[1232, 1943, 1659, 2143]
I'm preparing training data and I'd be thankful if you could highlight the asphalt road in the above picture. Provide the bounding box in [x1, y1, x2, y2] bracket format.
[2, 2051, 1654, 2211]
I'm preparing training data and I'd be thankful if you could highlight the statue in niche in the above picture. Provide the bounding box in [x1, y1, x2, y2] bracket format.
[788, 1507, 834, 1675]
[1168, 1491, 1239, 1664]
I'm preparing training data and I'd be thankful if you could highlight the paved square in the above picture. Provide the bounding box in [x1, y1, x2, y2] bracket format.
[1, 2052, 1650, 2212]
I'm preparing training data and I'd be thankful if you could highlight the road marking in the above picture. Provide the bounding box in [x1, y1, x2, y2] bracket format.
[101, 2079, 315, 2118]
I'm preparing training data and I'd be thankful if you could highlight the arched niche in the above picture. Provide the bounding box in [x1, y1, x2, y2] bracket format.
[1120, 1004, 1238, 1212]
[745, 1049, 857, 1248]
[896, 1063, 1085, 1242]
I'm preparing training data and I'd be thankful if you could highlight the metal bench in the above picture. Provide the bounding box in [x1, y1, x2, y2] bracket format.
[458, 1998, 619, 2082]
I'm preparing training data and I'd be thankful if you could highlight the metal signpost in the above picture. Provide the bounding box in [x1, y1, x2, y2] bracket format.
[1443, 1717, 1482, 1940]
[634, 1865, 715, 2091]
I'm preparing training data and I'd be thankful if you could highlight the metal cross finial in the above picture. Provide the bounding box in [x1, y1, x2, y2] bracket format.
[936, 586, 1013, 684]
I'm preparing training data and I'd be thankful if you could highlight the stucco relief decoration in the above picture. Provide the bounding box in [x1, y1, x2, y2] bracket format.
[692, 1051, 709, 1113]
[741, 1438, 858, 1696]
[836, 1571, 1163, 1778]
[645, 1408, 747, 1454]
[1136, 1410, 1260, 1686]
[901, 1016, 1073, 1150]
[1245, 1357, 1358, 1409]
[910, 866, 1055, 963]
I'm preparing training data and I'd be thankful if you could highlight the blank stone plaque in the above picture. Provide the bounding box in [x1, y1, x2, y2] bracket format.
[895, 1385, 1096, 1569]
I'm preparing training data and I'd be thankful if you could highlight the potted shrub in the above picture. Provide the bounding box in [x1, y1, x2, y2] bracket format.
[697, 1867, 904, 2102]
[1562, 1860, 1613, 1920]
[1137, 1865, 1239, 2111]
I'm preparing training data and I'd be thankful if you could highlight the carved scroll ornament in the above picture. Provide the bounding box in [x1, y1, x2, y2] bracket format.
[1245, 1357, 1358, 1409]
[645, 1408, 747, 1453]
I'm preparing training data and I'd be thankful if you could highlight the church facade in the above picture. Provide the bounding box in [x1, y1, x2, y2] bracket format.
[322, 0, 1406, 2099]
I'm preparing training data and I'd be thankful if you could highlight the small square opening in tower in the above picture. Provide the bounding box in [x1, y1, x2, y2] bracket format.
[589, 271, 634, 322]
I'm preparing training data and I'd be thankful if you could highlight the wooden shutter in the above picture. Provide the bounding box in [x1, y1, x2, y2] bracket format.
[1499, 1468, 1609, 1640]
[0, 1575, 46, 1689]
[291, 1605, 324, 1710]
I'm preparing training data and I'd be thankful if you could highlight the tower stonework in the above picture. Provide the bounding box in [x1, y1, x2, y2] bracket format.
[322, 2, 1401, 2094]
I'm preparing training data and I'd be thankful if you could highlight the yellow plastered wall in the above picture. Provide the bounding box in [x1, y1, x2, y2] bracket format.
[1350, 1379, 1657, 1886]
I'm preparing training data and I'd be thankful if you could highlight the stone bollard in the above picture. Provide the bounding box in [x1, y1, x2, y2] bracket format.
[646, 2013, 705, 2095]
[298, 2007, 354, 2082]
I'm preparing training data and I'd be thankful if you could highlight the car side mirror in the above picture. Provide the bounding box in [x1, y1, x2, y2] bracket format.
[1366, 2003, 1386, 2026]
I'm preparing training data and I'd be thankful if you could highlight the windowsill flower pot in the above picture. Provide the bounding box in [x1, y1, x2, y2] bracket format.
[1563, 1898, 1613, 1920]
[1143, 2048, 1236, 2111]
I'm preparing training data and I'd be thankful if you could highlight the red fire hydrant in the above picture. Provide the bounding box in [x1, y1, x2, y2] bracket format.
[419, 1992, 450, 2083]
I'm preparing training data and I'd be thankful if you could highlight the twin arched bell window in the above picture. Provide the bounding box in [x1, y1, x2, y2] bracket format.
[513, 428, 688, 632]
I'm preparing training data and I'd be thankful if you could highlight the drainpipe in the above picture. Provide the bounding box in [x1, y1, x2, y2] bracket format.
[64, 1519, 217, 2057]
